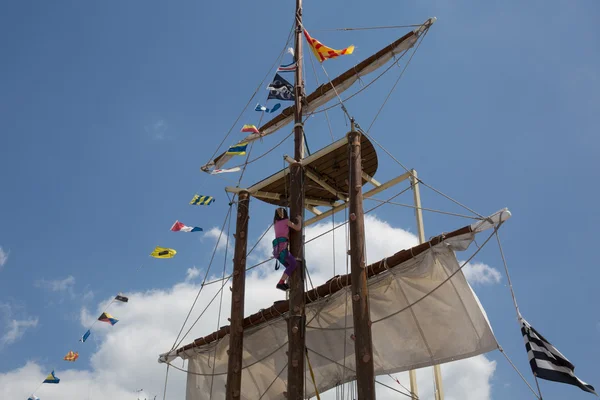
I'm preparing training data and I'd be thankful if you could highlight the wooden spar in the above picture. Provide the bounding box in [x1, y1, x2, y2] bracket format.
[287, 0, 306, 398]
[205, 18, 436, 171]
[175, 222, 474, 352]
[411, 170, 443, 400]
[225, 191, 250, 400]
[347, 123, 376, 399]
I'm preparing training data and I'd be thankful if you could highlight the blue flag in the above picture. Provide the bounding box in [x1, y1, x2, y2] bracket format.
[80, 329, 91, 343]
[267, 74, 295, 101]
[43, 370, 60, 384]
[255, 103, 281, 113]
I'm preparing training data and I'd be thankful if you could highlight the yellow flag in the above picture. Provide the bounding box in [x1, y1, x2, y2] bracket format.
[151, 246, 177, 259]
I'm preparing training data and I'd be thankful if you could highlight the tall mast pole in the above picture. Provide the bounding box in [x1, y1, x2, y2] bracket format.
[348, 120, 376, 399]
[411, 169, 444, 400]
[287, 0, 306, 398]
[225, 191, 250, 400]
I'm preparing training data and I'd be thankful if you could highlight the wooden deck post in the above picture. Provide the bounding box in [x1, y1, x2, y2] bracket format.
[225, 191, 250, 400]
[348, 120, 376, 399]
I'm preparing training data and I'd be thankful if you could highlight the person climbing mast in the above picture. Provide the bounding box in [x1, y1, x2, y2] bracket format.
[272, 207, 302, 291]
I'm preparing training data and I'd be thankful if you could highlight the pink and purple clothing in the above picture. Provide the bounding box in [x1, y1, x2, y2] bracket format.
[273, 219, 297, 275]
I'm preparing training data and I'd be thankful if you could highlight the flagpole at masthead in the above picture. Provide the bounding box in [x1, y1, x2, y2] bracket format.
[287, 0, 306, 398]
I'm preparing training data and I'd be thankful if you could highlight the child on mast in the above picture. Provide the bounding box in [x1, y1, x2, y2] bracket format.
[272, 207, 302, 291]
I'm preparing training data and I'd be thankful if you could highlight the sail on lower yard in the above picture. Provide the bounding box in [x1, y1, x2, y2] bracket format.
[202, 18, 436, 172]
[163, 231, 497, 399]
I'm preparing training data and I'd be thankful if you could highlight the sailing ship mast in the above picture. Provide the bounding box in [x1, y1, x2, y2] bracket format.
[160, 15, 470, 400]
[287, 0, 306, 397]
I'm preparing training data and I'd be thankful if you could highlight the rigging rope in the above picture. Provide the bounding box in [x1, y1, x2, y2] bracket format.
[364, 197, 483, 220]
[494, 232, 542, 399]
[362, 29, 428, 134]
[209, 208, 233, 399]
[171, 205, 233, 350]
[498, 346, 541, 400]
[205, 21, 295, 166]
[387, 374, 418, 399]
[161, 364, 170, 400]
[307, 45, 335, 143]
[311, 24, 423, 32]
[306, 349, 322, 400]
[306, 347, 414, 399]
[310, 32, 412, 116]
[200, 186, 414, 288]
[495, 230, 521, 320]
[358, 128, 487, 220]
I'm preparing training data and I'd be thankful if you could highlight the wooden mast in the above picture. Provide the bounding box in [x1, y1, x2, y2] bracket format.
[287, 0, 306, 398]
[225, 191, 250, 400]
[348, 121, 376, 399]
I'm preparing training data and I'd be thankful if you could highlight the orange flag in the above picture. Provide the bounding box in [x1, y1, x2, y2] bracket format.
[63, 350, 79, 362]
[303, 29, 354, 62]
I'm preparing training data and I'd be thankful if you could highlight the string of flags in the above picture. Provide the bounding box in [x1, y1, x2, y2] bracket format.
[30, 186, 212, 397]
[30, 294, 128, 397]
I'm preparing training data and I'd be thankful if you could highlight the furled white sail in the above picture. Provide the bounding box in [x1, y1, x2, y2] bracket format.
[167, 232, 497, 399]
[202, 18, 436, 172]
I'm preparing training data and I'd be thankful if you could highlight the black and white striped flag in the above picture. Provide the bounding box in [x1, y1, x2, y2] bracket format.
[521, 316, 596, 395]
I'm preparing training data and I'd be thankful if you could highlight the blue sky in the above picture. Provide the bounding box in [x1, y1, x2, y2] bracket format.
[0, 0, 599, 399]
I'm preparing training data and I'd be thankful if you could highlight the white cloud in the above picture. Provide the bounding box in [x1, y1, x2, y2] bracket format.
[0, 303, 38, 349]
[0, 246, 9, 270]
[1, 318, 39, 347]
[34, 275, 76, 292]
[0, 215, 496, 399]
[462, 262, 502, 285]
[202, 226, 233, 253]
[185, 267, 201, 281]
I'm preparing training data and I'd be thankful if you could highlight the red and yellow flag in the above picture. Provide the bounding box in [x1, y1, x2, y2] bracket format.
[63, 351, 79, 362]
[303, 29, 354, 62]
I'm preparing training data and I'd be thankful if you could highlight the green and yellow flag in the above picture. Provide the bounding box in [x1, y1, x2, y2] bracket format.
[151, 246, 177, 259]
[190, 194, 214, 206]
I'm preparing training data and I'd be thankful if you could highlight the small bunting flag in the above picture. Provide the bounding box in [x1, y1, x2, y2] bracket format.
[210, 167, 241, 175]
[267, 73, 295, 101]
[150, 246, 177, 259]
[63, 350, 79, 362]
[98, 312, 119, 326]
[43, 370, 60, 384]
[226, 142, 248, 155]
[190, 194, 214, 206]
[80, 329, 91, 342]
[255, 103, 281, 113]
[277, 61, 297, 73]
[115, 294, 129, 303]
[241, 124, 259, 134]
[170, 220, 202, 233]
[304, 29, 354, 62]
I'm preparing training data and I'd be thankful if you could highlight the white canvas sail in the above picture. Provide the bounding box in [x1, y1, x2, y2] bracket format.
[165, 232, 497, 399]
